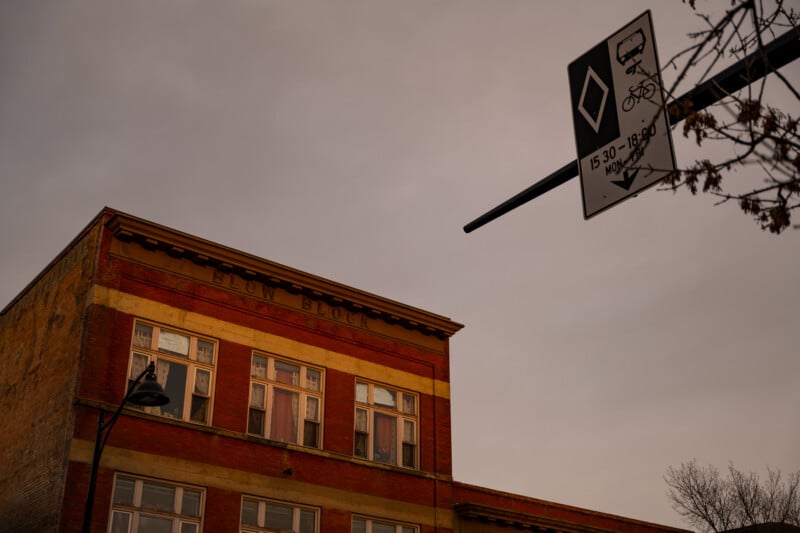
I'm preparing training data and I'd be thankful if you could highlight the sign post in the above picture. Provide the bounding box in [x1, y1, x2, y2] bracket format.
[568, 11, 676, 219]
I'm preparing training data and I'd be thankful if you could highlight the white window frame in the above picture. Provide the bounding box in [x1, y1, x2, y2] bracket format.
[247, 353, 324, 448]
[108, 473, 204, 533]
[354, 381, 418, 469]
[128, 320, 217, 425]
[240, 495, 318, 533]
[351, 516, 417, 533]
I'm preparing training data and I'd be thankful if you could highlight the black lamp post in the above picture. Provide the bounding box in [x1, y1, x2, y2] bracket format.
[81, 362, 170, 533]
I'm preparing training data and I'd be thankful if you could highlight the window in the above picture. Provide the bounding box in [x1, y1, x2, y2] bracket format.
[354, 381, 417, 469]
[352, 517, 416, 533]
[247, 354, 323, 448]
[129, 321, 217, 424]
[109, 474, 203, 533]
[240, 496, 317, 533]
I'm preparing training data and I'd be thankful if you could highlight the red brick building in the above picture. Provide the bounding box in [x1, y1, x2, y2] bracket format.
[0, 208, 688, 533]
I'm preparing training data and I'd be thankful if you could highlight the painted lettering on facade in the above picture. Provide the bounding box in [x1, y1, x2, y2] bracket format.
[211, 269, 276, 301]
[211, 269, 369, 331]
[301, 296, 369, 329]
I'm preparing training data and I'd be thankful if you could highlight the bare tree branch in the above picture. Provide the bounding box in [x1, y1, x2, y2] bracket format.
[658, 0, 799, 233]
[665, 460, 800, 532]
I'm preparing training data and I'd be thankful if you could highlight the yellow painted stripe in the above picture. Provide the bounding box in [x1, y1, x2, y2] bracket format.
[70, 438, 452, 529]
[93, 286, 450, 399]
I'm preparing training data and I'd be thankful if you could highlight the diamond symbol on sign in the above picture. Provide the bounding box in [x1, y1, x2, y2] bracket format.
[577, 66, 609, 133]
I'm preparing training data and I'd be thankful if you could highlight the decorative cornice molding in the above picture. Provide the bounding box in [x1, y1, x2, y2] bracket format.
[105, 210, 463, 339]
[453, 503, 610, 533]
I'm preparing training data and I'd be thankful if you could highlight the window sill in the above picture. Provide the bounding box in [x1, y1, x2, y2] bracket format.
[74, 397, 451, 482]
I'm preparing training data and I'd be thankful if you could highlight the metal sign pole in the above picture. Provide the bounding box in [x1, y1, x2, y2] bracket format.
[463, 27, 799, 234]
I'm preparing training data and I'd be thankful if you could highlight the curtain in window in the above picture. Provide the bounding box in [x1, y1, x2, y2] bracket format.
[270, 388, 298, 443]
[155, 360, 186, 419]
[248, 384, 266, 434]
[275, 362, 300, 386]
[373, 412, 396, 464]
[130, 354, 148, 379]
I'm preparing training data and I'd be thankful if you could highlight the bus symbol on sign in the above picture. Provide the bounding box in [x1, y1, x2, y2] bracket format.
[617, 28, 646, 73]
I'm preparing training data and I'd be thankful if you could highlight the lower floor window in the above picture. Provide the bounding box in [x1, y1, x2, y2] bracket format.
[240, 496, 317, 533]
[352, 517, 417, 533]
[109, 474, 203, 533]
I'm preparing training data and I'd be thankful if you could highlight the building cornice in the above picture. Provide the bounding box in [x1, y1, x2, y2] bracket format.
[453, 498, 691, 533]
[105, 210, 463, 339]
[454, 502, 612, 533]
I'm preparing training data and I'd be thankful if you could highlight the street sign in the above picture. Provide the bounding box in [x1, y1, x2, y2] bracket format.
[568, 10, 676, 219]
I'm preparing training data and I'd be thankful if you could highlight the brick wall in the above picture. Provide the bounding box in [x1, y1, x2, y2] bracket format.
[0, 219, 102, 532]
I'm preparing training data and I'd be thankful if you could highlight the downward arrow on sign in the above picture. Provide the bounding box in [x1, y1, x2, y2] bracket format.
[611, 168, 639, 190]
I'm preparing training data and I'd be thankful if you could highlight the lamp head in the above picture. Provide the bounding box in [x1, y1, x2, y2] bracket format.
[128, 363, 170, 407]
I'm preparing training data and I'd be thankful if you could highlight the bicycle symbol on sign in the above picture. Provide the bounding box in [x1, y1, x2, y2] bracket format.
[622, 80, 657, 112]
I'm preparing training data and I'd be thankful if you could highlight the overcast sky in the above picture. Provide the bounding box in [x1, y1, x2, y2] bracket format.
[1, 1, 798, 528]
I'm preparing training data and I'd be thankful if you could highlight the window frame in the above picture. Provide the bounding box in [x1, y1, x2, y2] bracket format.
[353, 381, 418, 469]
[239, 495, 319, 533]
[128, 320, 217, 425]
[351, 516, 417, 533]
[108, 473, 205, 533]
[246, 353, 324, 448]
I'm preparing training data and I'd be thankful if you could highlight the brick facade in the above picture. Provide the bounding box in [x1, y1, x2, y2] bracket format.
[0, 219, 102, 532]
[0, 208, 687, 533]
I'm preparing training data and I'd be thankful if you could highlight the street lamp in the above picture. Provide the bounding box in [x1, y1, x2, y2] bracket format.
[81, 361, 169, 533]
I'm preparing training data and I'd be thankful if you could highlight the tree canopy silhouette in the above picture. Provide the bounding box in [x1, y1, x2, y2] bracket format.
[665, 460, 800, 532]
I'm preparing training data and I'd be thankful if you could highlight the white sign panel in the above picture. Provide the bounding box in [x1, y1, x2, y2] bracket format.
[568, 11, 676, 218]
